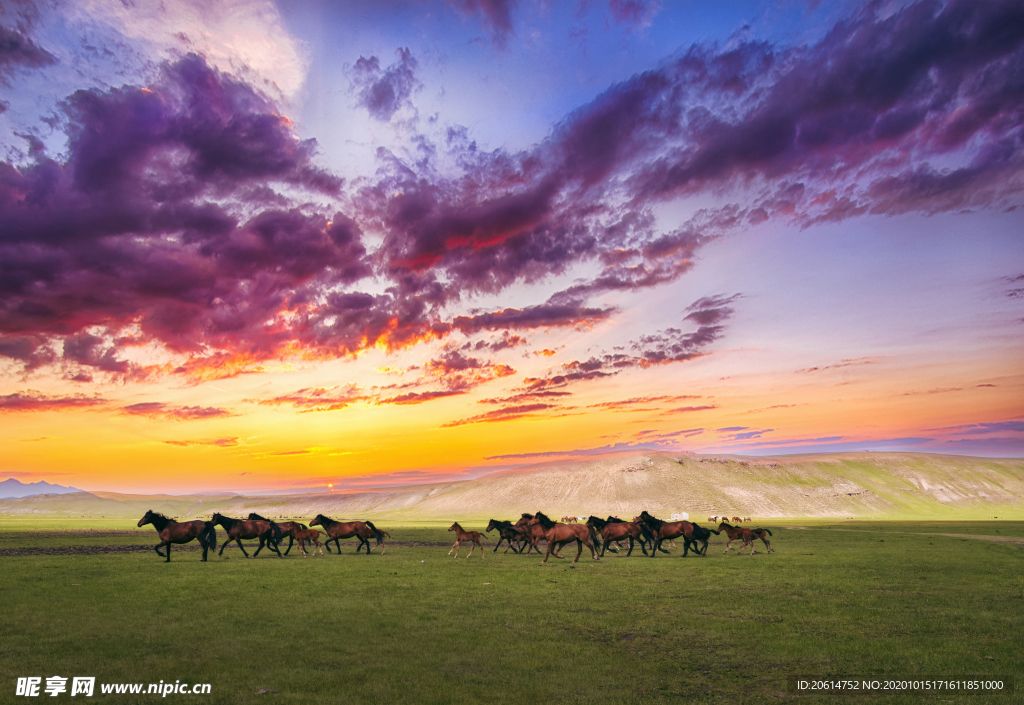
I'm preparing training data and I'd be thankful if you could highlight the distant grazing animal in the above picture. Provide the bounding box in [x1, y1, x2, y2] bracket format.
[248, 513, 307, 556]
[732, 516, 743, 523]
[528, 512, 600, 563]
[310, 515, 386, 554]
[708, 516, 718, 523]
[210, 513, 283, 559]
[718, 522, 773, 555]
[744, 517, 752, 523]
[585, 516, 651, 557]
[448, 522, 485, 558]
[485, 519, 526, 553]
[137, 510, 216, 563]
[291, 527, 324, 556]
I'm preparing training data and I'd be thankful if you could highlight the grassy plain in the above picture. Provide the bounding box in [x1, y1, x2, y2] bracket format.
[1, 519, 1022, 705]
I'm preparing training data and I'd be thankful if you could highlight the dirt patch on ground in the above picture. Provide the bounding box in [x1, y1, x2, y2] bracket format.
[822, 528, 1024, 546]
[0, 540, 453, 556]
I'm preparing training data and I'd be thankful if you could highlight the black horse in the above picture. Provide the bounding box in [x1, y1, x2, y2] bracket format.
[687, 523, 721, 556]
[485, 519, 526, 553]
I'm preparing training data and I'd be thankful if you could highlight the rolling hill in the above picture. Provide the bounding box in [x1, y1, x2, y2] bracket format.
[2, 452, 1022, 522]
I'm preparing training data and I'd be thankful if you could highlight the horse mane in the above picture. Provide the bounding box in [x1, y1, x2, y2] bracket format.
[313, 514, 337, 527]
[248, 512, 270, 522]
[533, 511, 557, 529]
[587, 516, 607, 529]
[147, 510, 173, 523]
[213, 513, 238, 529]
[520, 513, 535, 519]
[605, 516, 626, 523]
[641, 511, 663, 529]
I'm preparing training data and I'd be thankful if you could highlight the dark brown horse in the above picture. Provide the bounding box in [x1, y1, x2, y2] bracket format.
[291, 527, 324, 556]
[485, 519, 526, 553]
[211, 513, 283, 558]
[718, 523, 773, 555]
[310, 515, 386, 554]
[448, 522, 484, 558]
[514, 513, 549, 556]
[137, 510, 216, 562]
[638, 511, 703, 557]
[248, 513, 308, 556]
[585, 516, 651, 557]
[528, 511, 600, 563]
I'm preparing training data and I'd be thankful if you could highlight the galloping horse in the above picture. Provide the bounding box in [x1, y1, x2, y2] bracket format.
[688, 524, 720, 556]
[638, 510, 702, 558]
[448, 522, 484, 558]
[310, 515, 386, 554]
[528, 511, 600, 563]
[485, 519, 525, 553]
[248, 513, 307, 556]
[211, 513, 283, 558]
[718, 522, 774, 555]
[585, 516, 650, 557]
[137, 510, 216, 562]
[291, 527, 324, 556]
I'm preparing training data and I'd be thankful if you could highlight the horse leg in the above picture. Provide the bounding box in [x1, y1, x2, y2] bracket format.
[271, 536, 283, 558]
[626, 537, 634, 557]
[237, 538, 251, 558]
[449, 540, 459, 557]
[284, 535, 294, 556]
[599, 537, 608, 557]
[164, 541, 171, 563]
[573, 538, 584, 563]
[253, 538, 265, 557]
[154, 542, 166, 558]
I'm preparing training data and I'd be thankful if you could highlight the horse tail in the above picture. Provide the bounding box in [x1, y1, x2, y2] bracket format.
[587, 524, 600, 548]
[270, 521, 284, 543]
[365, 520, 385, 546]
[760, 528, 772, 536]
[201, 521, 217, 551]
[709, 528, 721, 535]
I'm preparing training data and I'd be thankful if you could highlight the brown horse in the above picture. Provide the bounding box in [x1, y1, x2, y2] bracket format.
[638, 511, 703, 557]
[528, 511, 600, 563]
[585, 516, 651, 557]
[485, 519, 526, 553]
[732, 516, 743, 523]
[310, 514, 386, 554]
[248, 513, 308, 556]
[718, 523, 773, 555]
[448, 522, 484, 558]
[210, 513, 283, 558]
[291, 527, 324, 556]
[137, 510, 217, 562]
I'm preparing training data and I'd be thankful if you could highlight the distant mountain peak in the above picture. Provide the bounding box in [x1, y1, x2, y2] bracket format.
[0, 478, 84, 498]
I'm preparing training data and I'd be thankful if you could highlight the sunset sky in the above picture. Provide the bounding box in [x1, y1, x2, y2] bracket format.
[1, 0, 1022, 494]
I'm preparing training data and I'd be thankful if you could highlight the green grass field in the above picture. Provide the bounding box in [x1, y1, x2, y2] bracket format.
[1, 519, 1022, 704]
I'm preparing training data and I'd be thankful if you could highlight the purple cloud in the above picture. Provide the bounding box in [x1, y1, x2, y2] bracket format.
[446, 0, 516, 48]
[351, 48, 420, 122]
[120, 403, 234, 421]
[0, 24, 55, 84]
[0, 390, 106, 412]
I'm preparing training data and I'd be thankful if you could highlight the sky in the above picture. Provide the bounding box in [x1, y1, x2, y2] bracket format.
[0, 0, 1022, 494]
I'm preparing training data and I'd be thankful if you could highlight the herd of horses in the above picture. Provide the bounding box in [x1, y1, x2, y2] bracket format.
[136, 510, 387, 562]
[136, 509, 772, 563]
[481, 511, 772, 562]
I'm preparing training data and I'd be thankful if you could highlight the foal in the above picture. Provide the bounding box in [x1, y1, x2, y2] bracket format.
[448, 522, 484, 558]
[292, 527, 324, 556]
